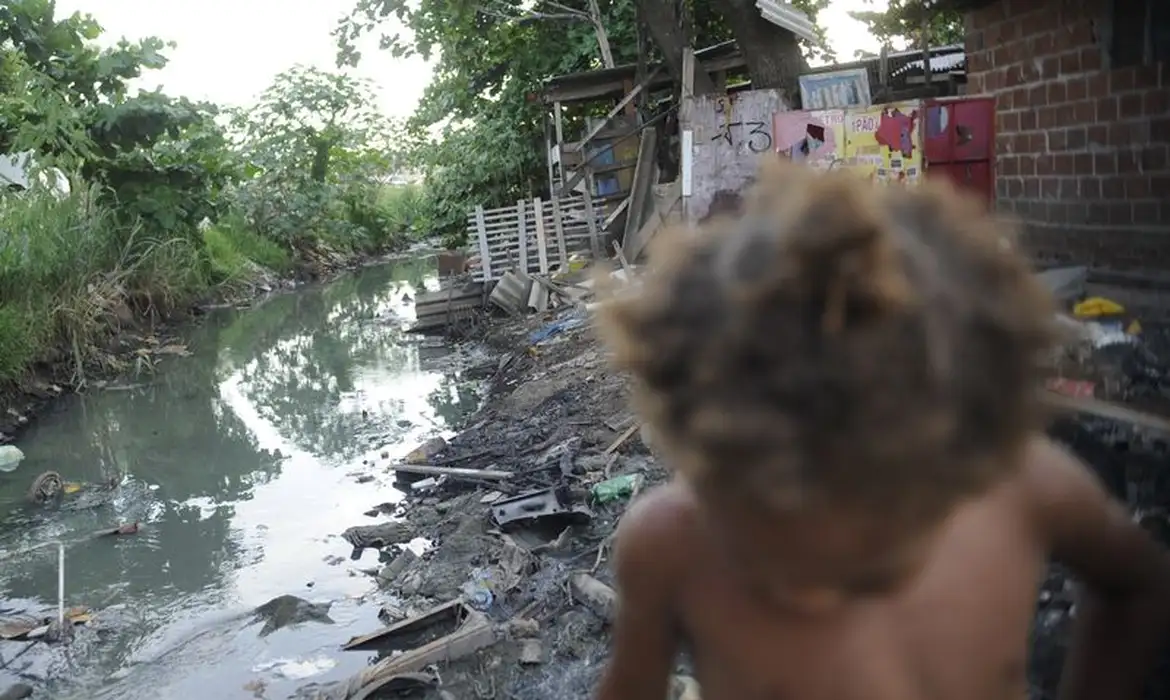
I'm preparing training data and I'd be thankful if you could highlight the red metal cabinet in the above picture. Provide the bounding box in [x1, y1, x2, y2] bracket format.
[928, 161, 994, 205]
[923, 98, 994, 162]
[923, 96, 996, 206]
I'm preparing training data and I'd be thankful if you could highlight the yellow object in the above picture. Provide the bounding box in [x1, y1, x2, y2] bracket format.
[63, 482, 82, 494]
[1127, 319, 1142, 336]
[1073, 296, 1126, 319]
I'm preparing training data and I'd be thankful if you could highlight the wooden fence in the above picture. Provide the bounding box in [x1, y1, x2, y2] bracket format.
[469, 194, 606, 282]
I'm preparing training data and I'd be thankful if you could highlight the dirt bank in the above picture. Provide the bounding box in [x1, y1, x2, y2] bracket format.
[0, 243, 431, 447]
[324, 301, 1170, 700]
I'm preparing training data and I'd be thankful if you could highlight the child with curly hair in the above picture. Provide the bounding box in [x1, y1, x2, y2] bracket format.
[594, 162, 1170, 700]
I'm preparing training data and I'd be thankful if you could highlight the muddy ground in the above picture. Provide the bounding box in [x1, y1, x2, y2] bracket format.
[330, 300, 1170, 700]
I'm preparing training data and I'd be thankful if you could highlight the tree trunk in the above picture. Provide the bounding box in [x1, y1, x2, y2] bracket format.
[714, 0, 807, 100]
[635, 0, 717, 95]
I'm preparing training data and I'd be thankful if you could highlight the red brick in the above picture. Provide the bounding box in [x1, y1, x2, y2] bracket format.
[1041, 177, 1059, 197]
[1072, 100, 1095, 125]
[998, 111, 1021, 134]
[1048, 129, 1067, 151]
[1095, 152, 1118, 175]
[1101, 177, 1125, 199]
[1021, 110, 1038, 131]
[1029, 132, 1047, 151]
[1079, 47, 1102, 73]
[1086, 73, 1109, 98]
[1059, 178, 1079, 199]
[1112, 67, 1137, 93]
[1066, 77, 1088, 101]
[1140, 145, 1169, 172]
[968, 73, 986, 94]
[1152, 117, 1170, 143]
[1001, 154, 1019, 176]
[1047, 82, 1067, 104]
[1118, 151, 1142, 174]
[1036, 154, 1055, 175]
[1087, 124, 1108, 147]
[1118, 93, 1143, 119]
[1028, 85, 1047, 107]
[1108, 202, 1133, 225]
[1054, 153, 1075, 174]
[1059, 51, 1082, 75]
[1134, 64, 1162, 90]
[1024, 177, 1041, 197]
[1125, 175, 1153, 198]
[1145, 90, 1170, 118]
[1133, 201, 1161, 225]
[1074, 153, 1093, 173]
[1067, 127, 1088, 151]
[1080, 176, 1102, 199]
[1031, 31, 1056, 57]
[1097, 96, 1118, 121]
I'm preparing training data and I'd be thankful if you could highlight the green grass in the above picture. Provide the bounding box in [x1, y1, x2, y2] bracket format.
[204, 220, 293, 282]
[0, 179, 427, 387]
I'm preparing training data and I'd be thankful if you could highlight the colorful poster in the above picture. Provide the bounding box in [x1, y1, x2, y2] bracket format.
[840, 101, 923, 187]
[771, 109, 845, 171]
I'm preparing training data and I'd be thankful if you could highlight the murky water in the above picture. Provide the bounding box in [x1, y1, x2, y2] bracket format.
[0, 256, 486, 698]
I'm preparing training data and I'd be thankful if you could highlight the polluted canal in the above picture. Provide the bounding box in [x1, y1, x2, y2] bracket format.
[0, 256, 486, 699]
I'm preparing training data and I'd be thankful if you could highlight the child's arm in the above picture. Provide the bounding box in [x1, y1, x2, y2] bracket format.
[1025, 437, 1170, 700]
[596, 487, 683, 700]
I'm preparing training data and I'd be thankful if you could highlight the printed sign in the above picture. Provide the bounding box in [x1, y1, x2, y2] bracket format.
[798, 68, 872, 110]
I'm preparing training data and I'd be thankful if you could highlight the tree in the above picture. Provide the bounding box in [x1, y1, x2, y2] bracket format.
[227, 66, 406, 249]
[849, 0, 964, 54]
[0, 0, 236, 239]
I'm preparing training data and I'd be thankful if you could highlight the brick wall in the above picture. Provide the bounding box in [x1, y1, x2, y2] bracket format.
[964, 0, 1170, 272]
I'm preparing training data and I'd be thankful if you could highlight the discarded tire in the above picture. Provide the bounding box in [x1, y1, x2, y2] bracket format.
[27, 470, 63, 504]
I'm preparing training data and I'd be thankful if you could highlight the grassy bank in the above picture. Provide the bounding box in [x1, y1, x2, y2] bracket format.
[0, 182, 427, 392]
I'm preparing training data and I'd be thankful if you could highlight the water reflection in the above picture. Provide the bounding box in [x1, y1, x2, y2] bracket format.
[0, 255, 485, 697]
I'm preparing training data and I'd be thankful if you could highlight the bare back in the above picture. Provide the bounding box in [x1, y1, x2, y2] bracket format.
[597, 437, 1170, 700]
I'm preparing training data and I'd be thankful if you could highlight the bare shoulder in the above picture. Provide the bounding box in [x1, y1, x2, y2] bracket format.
[1017, 434, 1170, 592]
[612, 480, 701, 583]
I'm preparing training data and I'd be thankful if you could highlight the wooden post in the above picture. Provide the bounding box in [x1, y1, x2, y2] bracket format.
[583, 188, 601, 259]
[533, 197, 550, 274]
[568, 80, 654, 154]
[545, 113, 557, 196]
[551, 197, 569, 270]
[681, 48, 696, 98]
[920, 20, 932, 87]
[516, 199, 529, 274]
[587, 0, 615, 68]
[474, 205, 493, 282]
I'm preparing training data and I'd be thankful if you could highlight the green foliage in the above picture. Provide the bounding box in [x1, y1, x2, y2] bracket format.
[204, 221, 293, 283]
[0, 185, 205, 383]
[227, 65, 412, 252]
[848, 0, 964, 55]
[0, 1, 418, 388]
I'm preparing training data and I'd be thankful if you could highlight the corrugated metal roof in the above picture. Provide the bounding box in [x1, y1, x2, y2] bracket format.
[756, 0, 818, 43]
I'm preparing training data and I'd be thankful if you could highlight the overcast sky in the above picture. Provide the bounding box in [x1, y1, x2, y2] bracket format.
[54, 0, 887, 118]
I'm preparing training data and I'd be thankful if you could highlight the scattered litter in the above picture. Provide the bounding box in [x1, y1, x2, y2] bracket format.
[569, 573, 617, 623]
[592, 473, 643, 503]
[95, 522, 139, 537]
[490, 488, 592, 532]
[461, 568, 497, 610]
[252, 655, 338, 680]
[0, 445, 24, 472]
[1072, 296, 1125, 319]
[518, 638, 543, 665]
[528, 316, 586, 346]
[404, 437, 448, 465]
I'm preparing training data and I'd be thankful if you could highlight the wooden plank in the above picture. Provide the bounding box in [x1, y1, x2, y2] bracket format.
[552, 197, 569, 269]
[533, 198, 550, 274]
[681, 48, 696, 98]
[392, 464, 514, 480]
[567, 75, 655, 155]
[474, 206, 493, 282]
[623, 128, 659, 246]
[604, 197, 630, 230]
[516, 199, 529, 274]
[582, 188, 601, 258]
